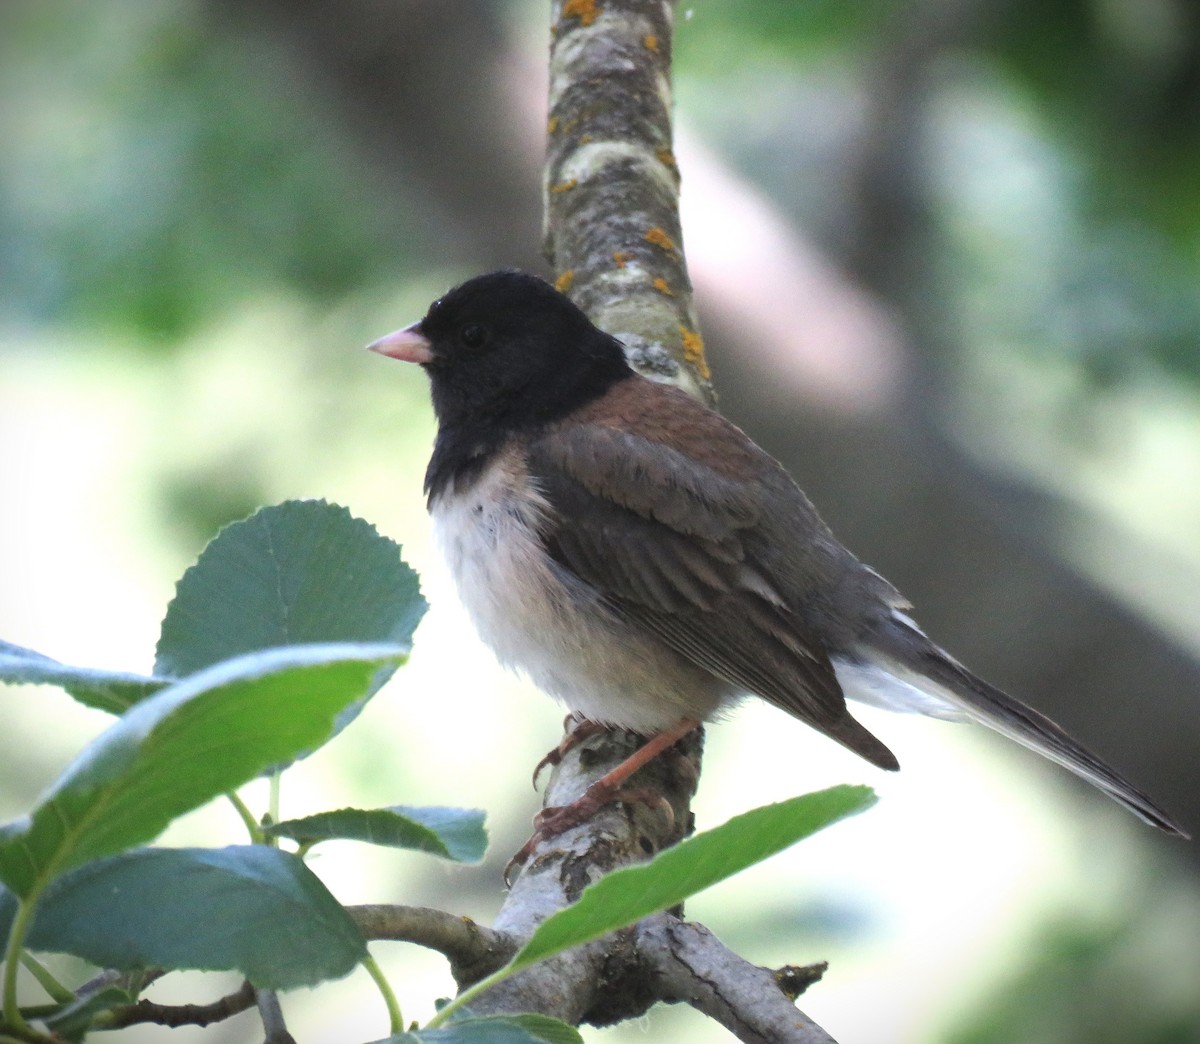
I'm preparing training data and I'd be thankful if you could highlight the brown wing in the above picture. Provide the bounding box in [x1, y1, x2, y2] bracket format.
[526, 379, 898, 770]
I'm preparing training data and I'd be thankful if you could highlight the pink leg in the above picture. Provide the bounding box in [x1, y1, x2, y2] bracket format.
[531, 716, 609, 788]
[506, 717, 701, 884]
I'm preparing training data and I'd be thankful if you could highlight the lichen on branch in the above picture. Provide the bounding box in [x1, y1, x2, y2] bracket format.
[545, 0, 714, 403]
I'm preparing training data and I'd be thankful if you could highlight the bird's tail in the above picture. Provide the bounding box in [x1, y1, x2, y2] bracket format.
[843, 613, 1187, 837]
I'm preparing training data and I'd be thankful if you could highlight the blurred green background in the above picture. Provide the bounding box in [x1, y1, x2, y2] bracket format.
[2, 1, 1199, 1041]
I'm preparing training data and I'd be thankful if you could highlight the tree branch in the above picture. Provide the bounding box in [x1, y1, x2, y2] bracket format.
[637, 915, 836, 1044]
[470, 725, 702, 1024]
[348, 904, 515, 986]
[468, 723, 836, 1037]
[254, 987, 295, 1044]
[103, 981, 256, 1030]
[545, 0, 714, 403]
[75, 967, 165, 1000]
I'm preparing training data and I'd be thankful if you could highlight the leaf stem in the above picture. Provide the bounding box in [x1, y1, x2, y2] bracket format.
[16, 956, 70, 1005]
[422, 963, 512, 1029]
[2, 897, 38, 1035]
[362, 952, 403, 1034]
[267, 773, 281, 846]
[226, 792, 264, 844]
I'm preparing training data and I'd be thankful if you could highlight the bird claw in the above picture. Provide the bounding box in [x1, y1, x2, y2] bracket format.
[503, 784, 675, 886]
[508, 717, 700, 886]
[531, 717, 608, 789]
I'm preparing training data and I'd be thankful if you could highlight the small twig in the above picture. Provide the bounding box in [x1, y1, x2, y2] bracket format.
[255, 987, 294, 1044]
[347, 904, 515, 987]
[75, 966, 165, 999]
[775, 962, 828, 1001]
[637, 915, 837, 1044]
[103, 981, 256, 1029]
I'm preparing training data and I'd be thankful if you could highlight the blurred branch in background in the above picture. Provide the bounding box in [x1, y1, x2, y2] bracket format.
[203, 0, 547, 273]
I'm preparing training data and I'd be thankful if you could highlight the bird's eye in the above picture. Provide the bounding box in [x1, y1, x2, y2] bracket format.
[460, 323, 488, 349]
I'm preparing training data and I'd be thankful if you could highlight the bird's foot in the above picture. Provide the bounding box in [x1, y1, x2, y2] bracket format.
[505, 716, 701, 886]
[504, 784, 673, 886]
[531, 716, 609, 789]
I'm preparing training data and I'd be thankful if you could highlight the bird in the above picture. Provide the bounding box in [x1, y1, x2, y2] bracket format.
[368, 269, 1186, 844]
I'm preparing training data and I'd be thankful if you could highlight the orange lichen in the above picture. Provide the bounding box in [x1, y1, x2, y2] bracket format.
[652, 277, 673, 296]
[547, 115, 559, 134]
[679, 325, 711, 379]
[579, 133, 593, 144]
[656, 147, 677, 169]
[612, 250, 633, 268]
[643, 34, 659, 52]
[643, 226, 677, 252]
[550, 178, 578, 193]
[562, 0, 599, 26]
[554, 270, 575, 292]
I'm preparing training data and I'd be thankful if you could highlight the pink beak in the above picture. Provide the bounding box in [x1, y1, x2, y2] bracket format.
[367, 322, 434, 365]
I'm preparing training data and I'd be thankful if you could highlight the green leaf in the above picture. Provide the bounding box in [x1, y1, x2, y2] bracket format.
[0, 640, 169, 715]
[0, 643, 407, 898]
[508, 787, 874, 988]
[381, 1013, 582, 1043]
[0, 846, 365, 990]
[156, 499, 426, 677]
[267, 806, 487, 863]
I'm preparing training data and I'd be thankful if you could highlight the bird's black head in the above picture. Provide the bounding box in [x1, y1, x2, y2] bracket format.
[371, 269, 634, 497]
[417, 270, 632, 428]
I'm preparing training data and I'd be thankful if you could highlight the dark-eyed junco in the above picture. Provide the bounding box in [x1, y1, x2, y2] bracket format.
[370, 269, 1186, 840]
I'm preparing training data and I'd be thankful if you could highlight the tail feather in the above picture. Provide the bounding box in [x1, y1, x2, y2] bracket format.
[822, 711, 901, 774]
[859, 620, 1187, 838]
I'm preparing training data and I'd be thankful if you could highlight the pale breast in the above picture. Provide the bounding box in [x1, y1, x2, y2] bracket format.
[428, 445, 735, 733]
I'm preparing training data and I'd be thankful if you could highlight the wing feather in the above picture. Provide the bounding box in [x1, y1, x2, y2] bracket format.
[526, 410, 898, 770]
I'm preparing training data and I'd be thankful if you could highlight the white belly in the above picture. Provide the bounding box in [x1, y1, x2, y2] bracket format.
[429, 456, 732, 732]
